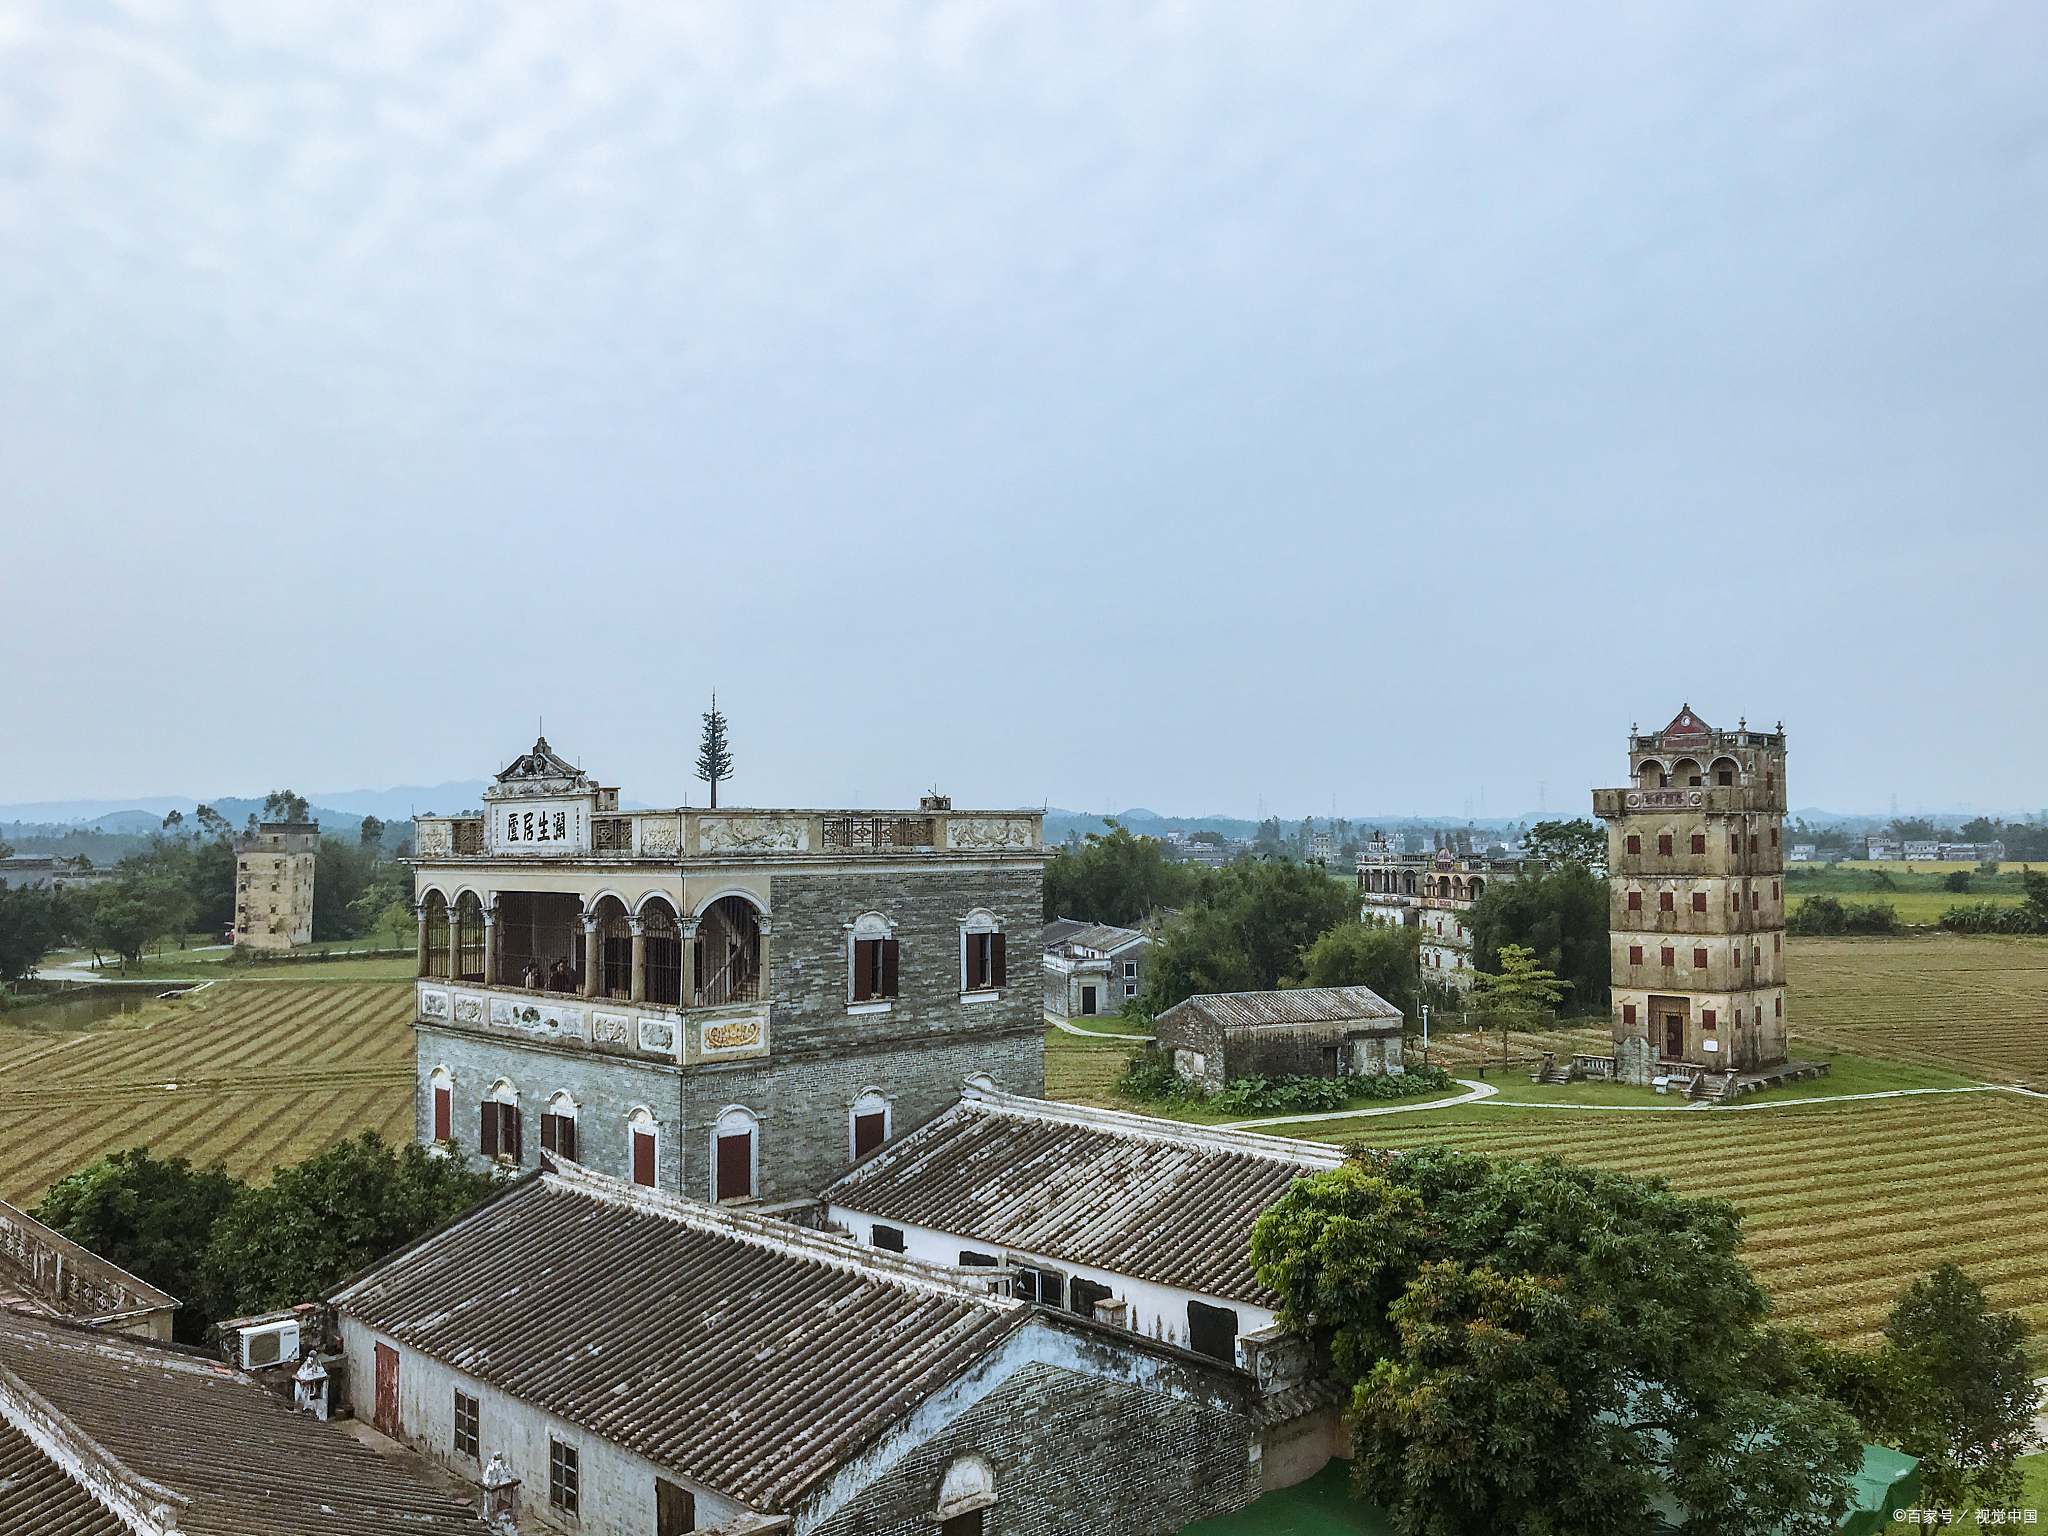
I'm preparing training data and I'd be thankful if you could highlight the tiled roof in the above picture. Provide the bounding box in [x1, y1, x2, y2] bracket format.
[822, 1089, 1342, 1307]
[0, 1313, 486, 1536]
[0, 1417, 125, 1536]
[1162, 986, 1403, 1031]
[331, 1166, 1028, 1513]
[1051, 923, 1146, 955]
[1039, 918, 1091, 948]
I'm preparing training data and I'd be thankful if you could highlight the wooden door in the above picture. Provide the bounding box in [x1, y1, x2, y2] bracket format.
[373, 1342, 399, 1436]
[656, 1478, 696, 1534]
[940, 1512, 984, 1536]
[1664, 1015, 1684, 1059]
[716, 1132, 752, 1201]
[1081, 986, 1097, 1016]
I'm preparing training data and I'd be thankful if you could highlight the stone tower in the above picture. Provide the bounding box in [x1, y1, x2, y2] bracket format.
[1593, 707, 1787, 1086]
[233, 821, 319, 949]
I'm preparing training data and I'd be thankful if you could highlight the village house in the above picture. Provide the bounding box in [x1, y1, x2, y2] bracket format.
[1151, 987, 1405, 1092]
[0, 855, 116, 894]
[0, 1309, 487, 1536]
[1040, 918, 1151, 1020]
[409, 739, 1046, 1206]
[330, 1158, 1307, 1536]
[822, 1085, 1343, 1374]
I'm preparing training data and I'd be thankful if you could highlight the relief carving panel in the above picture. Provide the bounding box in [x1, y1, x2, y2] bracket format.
[489, 997, 586, 1040]
[696, 814, 808, 853]
[592, 1012, 630, 1044]
[946, 816, 1037, 850]
[418, 988, 450, 1019]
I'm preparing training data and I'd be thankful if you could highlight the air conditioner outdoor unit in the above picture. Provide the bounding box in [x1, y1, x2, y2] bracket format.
[238, 1320, 302, 1371]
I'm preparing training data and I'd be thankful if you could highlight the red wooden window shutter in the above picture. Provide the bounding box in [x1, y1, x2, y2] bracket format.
[1690, 834, 1706, 854]
[1730, 833, 1739, 854]
[509, 1106, 523, 1162]
[1627, 891, 1641, 910]
[560, 1117, 576, 1163]
[1692, 892, 1707, 912]
[1659, 891, 1673, 911]
[853, 940, 874, 1001]
[716, 1133, 752, 1200]
[881, 939, 899, 998]
[433, 1087, 451, 1142]
[1702, 1009, 1717, 1029]
[540, 1115, 557, 1155]
[481, 1102, 498, 1158]
[1658, 834, 1673, 856]
[1694, 948, 1708, 968]
[991, 933, 1005, 987]
[632, 1130, 655, 1188]
[1629, 945, 1643, 966]
[1660, 946, 1674, 967]
[1622, 1003, 1637, 1025]
[1626, 835, 1641, 855]
[853, 1112, 885, 1158]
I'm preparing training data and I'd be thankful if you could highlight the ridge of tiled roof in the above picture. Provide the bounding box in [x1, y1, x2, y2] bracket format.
[955, 1086, 1346, 1166]
[1166, 985, 1403, 1029]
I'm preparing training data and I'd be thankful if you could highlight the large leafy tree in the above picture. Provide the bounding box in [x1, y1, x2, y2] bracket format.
[199, 1132, 499, 1321]
[1469, 862, 1608, 1012]
[1296, 921, 1422, 1016]
[1042, 821, 1199, 925]
[35, 1149, 244, 1343]
[1521, 818, 1606, 869]
[0, 885, 68, 981]
[1250, 1150, 1863, 1536]
[1145, 857, 1354, 1009]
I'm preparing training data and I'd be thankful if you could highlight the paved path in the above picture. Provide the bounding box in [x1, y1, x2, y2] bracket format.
[1217, 1080, 1497, 1129]
[1045, 1013, 1153, 1042]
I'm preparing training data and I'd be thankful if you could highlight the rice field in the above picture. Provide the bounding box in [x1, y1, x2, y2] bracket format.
[1295, 1092, 2048, 1348]
[1787, 933, 2048, 1086]
[0, 979, 415, 1207]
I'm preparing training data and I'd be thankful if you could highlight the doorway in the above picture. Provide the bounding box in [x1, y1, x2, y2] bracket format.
[1664, 1014, 1683, 1059]
[373, 1342, 399, 1437]
[1080, 986, 1097, 1016]
[656, 1478, 696, 1534]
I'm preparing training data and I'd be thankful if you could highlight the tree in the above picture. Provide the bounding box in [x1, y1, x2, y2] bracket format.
[1145, 858, 1354, 1010]
[1468, 942, 1567, 1018]
[34, 1149, 244, 1343]
[1296, 922, 1422, 1017]
[160, 809, 185, 836]
[1959, 817, 2001, 844]
[1848, 1264, 2038, 1514]
[198, 1133, 499, 1321]
[1943, 869, 1972, 893]
[262, 789, 310, 823]
[1522, 818, 1606, 869]
[696, 694, 733, 808]
[0, 885, 67, 981]
[1250, 1150, 1864, 1536]
[1469, 863, 1608, 1012]
[1042, 821, 1198, 925]
[194, 804, 232, 841]
[358, 815, 385, 848]
[1888, 817, 1937, 842]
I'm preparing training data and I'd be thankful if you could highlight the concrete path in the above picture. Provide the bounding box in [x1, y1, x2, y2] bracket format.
[1216, 1079, 1497, 1130]
[1045, 1013, 1153, 1042]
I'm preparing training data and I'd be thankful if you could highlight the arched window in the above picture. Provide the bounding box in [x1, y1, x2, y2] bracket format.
[481, 1078, 520, 1163]
[590, 896, 631, 998]
[1468, 877, 1485, 899]
[1710, 756, 1739, 787]
[849, 912, 898, 1004]
[1671, 757, 1703, 788]
[1636, 759, 1666, 790]
[713, 1106, 756, 1201]
[935, 1455, 996, 1530]
[541, 1091, 578, 1163]
[851, 1089, 891, 1159]
[698, 895, 764, 1006]
[429, 1066, 453, 1142]
[628, 1107, 658, 1188]
[640, 897, 682, 1006]
[421, 893, 450, 978]
[1437, 876, 1452, 899]
[960, 909, 1004, 993]
[453, 893, 486, 982]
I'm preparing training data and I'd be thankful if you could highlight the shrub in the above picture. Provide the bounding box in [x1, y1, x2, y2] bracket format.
[1113, 1048, 1196, 1103]
[1938, 902, 2048, 935]
[1943, 870, 1973, 894]
[1790, 897, 1899, 936]
[1843, 901, 1900, 934]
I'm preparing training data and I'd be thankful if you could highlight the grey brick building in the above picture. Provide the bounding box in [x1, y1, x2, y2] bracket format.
[409, 739, 1046, 1204]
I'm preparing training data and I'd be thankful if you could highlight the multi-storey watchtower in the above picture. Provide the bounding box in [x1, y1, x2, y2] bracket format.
[1593, 707, 1787, 1085]
[233, 821, 319, 949]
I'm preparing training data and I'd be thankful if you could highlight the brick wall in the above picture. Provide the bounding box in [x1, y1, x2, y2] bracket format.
[805, 1357, 1256, 1536]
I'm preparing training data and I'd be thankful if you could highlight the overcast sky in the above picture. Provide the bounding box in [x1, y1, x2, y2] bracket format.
[3, 1, 2043, 819]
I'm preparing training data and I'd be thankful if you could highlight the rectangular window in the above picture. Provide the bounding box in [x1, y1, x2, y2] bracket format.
[941, 1513, 985, 1536]
[1622, 1003, 1637, 1025]
[1694, 948, 1708, 968]
[540, 1114, 576, 1163]
[1629, 945, 1643, 966]
[633, 1129, 656, 1188]
[1659, 891, 1674, 911]
[1702, 1009, 1717, 1030]
[549, 1438, 580, 1517]
[1627, 891, 1642, 910]
[1772, 881, 1779, 902]
[1774, 934, 1781, 953]
[852, 938, 900, 1001]
[1730, 833, 1740, 854]
[1123, 961, 1136, 978]
[1124, 983, 1136, 997]
[715, 1132, 751, 1200]
[1691, 892, 1707, 913]
[853, 1111, 886, 1158]
[958, 1250, 1000, 1268]
[1186, 1299, 1240, 1363]
[1753, 946, 1761, 969]
[1626, 834, 1641, 855]
[963, 931, 1006, 990]
[453, 1390, 479, 1461]
[1658, 834, 1673, 856]
[1771, 828, 1779, 847]
[1750, 834, 1759, 853]
[1016, 1267, 1065, 1307]
[1750, 891, 1759, 909]
[433, 1086, 451, 1142]
[1660, 946, 1674, 968]
[1776, 996, 1783, 1016]
[656, 1479, 697, 1536]
[1690, 834, 1706, 854]
[1070, 1276, 1114, 1316]
[871, 1224, 906, 1252]
[480, 1102, 519, 1162]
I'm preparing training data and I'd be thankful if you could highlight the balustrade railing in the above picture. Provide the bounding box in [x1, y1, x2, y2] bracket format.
[823, 815, 933, 851]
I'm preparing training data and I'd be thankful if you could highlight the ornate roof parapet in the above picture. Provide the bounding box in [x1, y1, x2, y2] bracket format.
[483, 736, 595, 802]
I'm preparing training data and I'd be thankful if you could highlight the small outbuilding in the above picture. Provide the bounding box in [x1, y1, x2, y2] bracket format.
[1153, 987, 1406, 1092]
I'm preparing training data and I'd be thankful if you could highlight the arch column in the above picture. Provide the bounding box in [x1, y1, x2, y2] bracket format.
[445, 909, 461, 982]
[415, 909, 429, 978]
[630, 918, 646, 1003]
[581, 915, 599, 998]
[482, 901, 499, 986]
[680, 919, 700, 1005]
[755, 918, 772, 1004]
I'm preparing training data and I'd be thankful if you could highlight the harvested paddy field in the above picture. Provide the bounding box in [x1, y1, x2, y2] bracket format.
[1788, 933, 2048, 1085]
[0, 978, 414, 1206]
[1292, 1091, 2048, 1349]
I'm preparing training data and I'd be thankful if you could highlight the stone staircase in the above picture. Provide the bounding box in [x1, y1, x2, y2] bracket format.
[1530, 1052, 1574, 1086]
